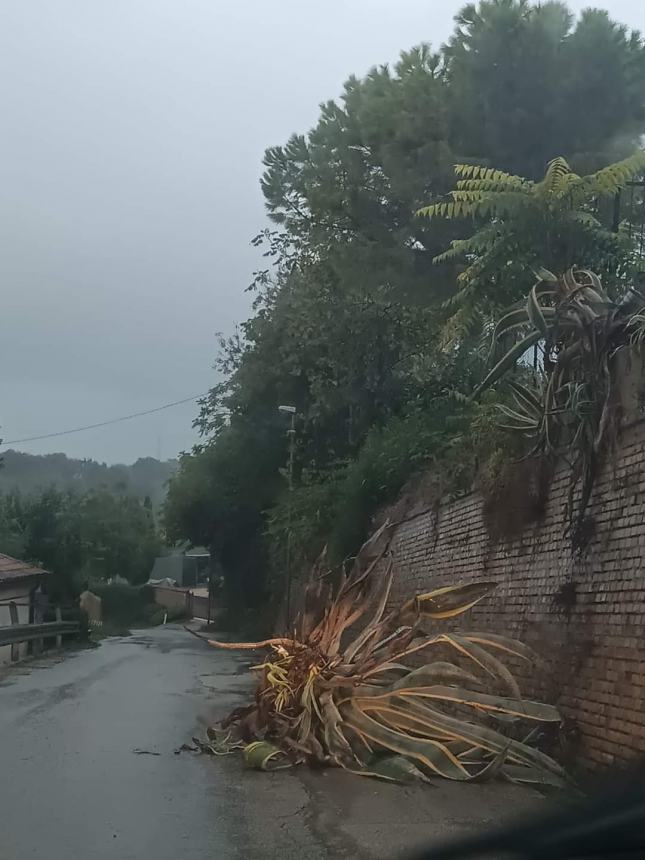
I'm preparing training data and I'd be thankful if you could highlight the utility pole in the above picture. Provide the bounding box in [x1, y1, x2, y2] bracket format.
[279, 405, 296, 629]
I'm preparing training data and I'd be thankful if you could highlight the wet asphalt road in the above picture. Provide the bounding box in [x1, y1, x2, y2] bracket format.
[0, 627, 261, 859]
[0, 625, 543, 859]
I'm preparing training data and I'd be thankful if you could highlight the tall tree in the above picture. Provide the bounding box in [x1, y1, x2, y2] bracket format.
[446, 1, 645, 178]
[261, 46, 457, 304]
[419, 151, 645, 343]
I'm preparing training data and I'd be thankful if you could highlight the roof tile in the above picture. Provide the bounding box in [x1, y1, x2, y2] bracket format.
[0, 553, 49, 583]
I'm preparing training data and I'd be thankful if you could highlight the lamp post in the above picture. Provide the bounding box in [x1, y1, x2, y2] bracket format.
[278, 405, 296, 629]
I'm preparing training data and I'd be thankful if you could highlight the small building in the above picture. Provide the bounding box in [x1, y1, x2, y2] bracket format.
[148, 547, 210, 588]
[0, 553, 49, 666]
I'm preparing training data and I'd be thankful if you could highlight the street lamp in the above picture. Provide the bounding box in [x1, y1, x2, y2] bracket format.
[278, 405, 296, 628]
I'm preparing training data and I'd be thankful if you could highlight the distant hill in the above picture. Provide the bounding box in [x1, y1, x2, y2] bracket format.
[0, 450, 177, 507]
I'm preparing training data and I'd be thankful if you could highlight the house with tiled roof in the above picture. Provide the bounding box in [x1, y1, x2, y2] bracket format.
[0, 553, 49, 665]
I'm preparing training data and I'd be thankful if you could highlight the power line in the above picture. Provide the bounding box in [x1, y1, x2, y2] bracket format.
[3, 393, 211, 445]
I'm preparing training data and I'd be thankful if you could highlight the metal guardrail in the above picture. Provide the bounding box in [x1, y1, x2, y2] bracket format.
[0, 601, 81, 660]
[0, 621, 80, 647]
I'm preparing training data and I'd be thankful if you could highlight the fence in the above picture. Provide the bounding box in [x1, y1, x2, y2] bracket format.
[151, 586, 215, 623]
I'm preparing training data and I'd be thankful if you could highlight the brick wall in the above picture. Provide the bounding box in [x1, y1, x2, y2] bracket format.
[384, 420, 645, 768]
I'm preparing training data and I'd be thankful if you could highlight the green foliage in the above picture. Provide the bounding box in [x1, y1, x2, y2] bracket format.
[260, 45, 455, 305]
[418, 152, 645, 344]
[328, 408, 457, 560]
[265, 470, 343, 583]
[445, 2, 645, 178]
[85, 583, 185, 630]
[89, 582, 154, 627]
[0, 488, 162, 599]
[164, 423, 284, 610]
[267, 394, 516, 570]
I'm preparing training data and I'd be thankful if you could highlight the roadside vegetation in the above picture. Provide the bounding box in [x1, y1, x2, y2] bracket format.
[88, 582, 187, 636]
[0, 487, 162, 601]
[164, 0, 645, 618]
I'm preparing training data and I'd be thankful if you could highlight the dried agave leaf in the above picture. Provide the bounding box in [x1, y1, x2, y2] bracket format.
[348, 754, 433, 784]
[392, 685, 561, 722]
[341, 702, 471, 781]
[398, 581, 497, 623]
[460, 632, 540, 664]
[390, 662, 481, 691]
[438, 634, 523, 698]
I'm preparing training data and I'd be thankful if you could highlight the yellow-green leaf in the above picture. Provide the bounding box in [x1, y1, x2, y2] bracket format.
[243, 741, 292, 771]
[341, 702, 471, 781]
[527, 282, 549, 336]
[394, 685, 561, 722]
[398, 581, 496, 622]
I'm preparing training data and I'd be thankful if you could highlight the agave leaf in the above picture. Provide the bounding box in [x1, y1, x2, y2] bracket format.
[496, 403, 540, 427]
[319, 690, 354, 759]
[341, 702, 471, 780]
[491, 307, 531, 342]
[297, 550, 333, 640]
[393, 685, 561, 722]
[355, 660, 481, 697]
[383, 698, 565, 780]
[317, 523, 393, 656]
[460, 632, 540, 664]
[438, 634, 522, 698]
[535, 267, 558, 284]
[365, 626, 417, 671]
[507, 379, 544, 415]
[343, 723, 374, 759]
[375, 705, 458, 742]
[398, 581, 496, 622]
[367, 633, 446, 671]
[243, 741, 292, 771]
[344, 558, 394, 662]
[527, 282, 549, 336]
[341, 520, 392, 597]
[467, 747, 509, 782]
[206, 636, 302, 651]
[502, 763, 567, 787]
[347, 754, 433, 783]
[474, 330, 542, 397]
[390, 662, 481, 692]
[363, 662, 410, 677]
[357, 697, 562, 781]
[326, 601, 372, 657]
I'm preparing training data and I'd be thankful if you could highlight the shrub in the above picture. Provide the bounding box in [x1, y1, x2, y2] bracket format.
[266, 395, 514, 577]
[89, 582, 154, 627]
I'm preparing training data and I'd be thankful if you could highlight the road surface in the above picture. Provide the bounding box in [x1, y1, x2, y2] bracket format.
[0, 626, 543, 858]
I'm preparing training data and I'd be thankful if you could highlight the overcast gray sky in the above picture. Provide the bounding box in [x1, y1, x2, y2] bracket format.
[1, 0, 642, 464]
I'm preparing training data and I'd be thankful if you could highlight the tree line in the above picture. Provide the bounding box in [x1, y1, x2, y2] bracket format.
[0, 488, 161, 599]
[0, 450, 176, 507]
[0, 451, 172, 599]
[164, 0, 645, 613]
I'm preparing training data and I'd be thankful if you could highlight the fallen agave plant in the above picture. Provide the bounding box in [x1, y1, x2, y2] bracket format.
[199, 523, 565, 785]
